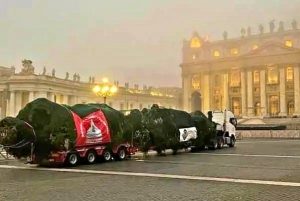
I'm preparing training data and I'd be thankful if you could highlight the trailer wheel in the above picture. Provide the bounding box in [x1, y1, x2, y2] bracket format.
[217, 138, 224, 149]
[67, 153, 79, 166]
[103, 149, 112, 161]
[229, 136, 236, 147]
[86, 150, 97, 164]
[209, 141, 218, 150]
[117, 148, 126, 161]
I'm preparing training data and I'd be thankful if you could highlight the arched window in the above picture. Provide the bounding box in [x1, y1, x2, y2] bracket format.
[267, 67, 278, 84]
[190, 37, 201, 48]
[213, 50, 220, 57]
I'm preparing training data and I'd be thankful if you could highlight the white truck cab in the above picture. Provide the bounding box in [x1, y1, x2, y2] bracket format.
[211, 110, 237, 148]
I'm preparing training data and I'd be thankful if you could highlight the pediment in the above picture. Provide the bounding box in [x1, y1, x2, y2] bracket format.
[242, 42, 300, 58]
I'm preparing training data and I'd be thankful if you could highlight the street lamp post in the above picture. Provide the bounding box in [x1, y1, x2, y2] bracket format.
[92, 78, 118, 104]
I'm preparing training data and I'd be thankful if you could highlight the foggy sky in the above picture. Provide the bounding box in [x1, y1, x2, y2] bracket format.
[0, 0, 300, 87]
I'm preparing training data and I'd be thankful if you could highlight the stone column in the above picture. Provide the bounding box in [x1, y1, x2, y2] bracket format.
[15, 91, 22, 115]
[260, 70, 267, 116]
[293, 65, 300, 116]
[63, 95, 69, 105]
[241, 70, 247, 116]
[48, 92, 55, 102]
[223, 73, 229, 110]
[279, 67, 287, 116]
[183, 75, 192, 112]
[203, 74, 211, 112]
[29, 91, 35, 102]
[247, 70, 254, 116]
[9, 91, 15, 116]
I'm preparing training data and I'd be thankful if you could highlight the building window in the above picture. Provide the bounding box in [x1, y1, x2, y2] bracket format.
[192, 54, 196, 60]
[213, 50, 220, 57]
[288, 101, 294, 116]
[286, 67, 293, 81]
[190, 37, 201, 48]
[285, 40, 293, 47]
[254, 102, 261, 116]
[252, 44, 258, 50]
[269, 95, 279, 116]
[253, 71, 260, 84]
[192, 74, 201, 89]
[267, 67, 278, 84]
[230, 48, 239, 55]
[230, 70, 241, 87]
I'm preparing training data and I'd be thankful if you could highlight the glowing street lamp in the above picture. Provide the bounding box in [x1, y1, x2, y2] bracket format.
[92, 78, 118, 104]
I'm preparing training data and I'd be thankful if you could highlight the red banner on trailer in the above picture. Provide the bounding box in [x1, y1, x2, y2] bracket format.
[71, 110, 111, 146]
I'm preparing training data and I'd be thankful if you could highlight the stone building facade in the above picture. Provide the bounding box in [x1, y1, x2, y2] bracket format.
[0, 60, 181, 118]
[181, 20, 300, 117]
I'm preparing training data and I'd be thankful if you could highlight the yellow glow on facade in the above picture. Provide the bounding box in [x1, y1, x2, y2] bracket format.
[252, 45, 258, 50]
[190, 37, 201, 48]
[102, 77, 109, 83]
[230, 48, 239, 55]
[285, 40, 293, 47]
[213, 50, 220, 57]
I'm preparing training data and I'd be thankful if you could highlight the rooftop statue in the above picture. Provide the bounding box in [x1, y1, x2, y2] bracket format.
[269, 20, 275, 33]
[65, 72, 69, 80]
[223, 31, 228, 40]
[292, 19, 298, 30]
[259, 24, 264, 34]
[42, 66, 46, 75]
[241, 28, 246, 37]
[20, 59, 35, 75]
[278, 21, 284, 32]
[247, 26, 251, 36]
[52, 68, 56, 77]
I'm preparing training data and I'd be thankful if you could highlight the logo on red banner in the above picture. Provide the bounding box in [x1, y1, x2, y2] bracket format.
[71, 110, 111, 146]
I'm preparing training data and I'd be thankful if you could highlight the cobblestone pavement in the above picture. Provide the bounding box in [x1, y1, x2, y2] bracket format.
[0, 139, 300, 201]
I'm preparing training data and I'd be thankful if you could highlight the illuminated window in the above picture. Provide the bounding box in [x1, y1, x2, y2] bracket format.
[230, 48, 239, 55]
[213, 50, 220, 57]
[253, 71, 260, 84]
[190, 37, 201, 48]
[286, 67, 294, 81]
[267, 67, 278, 84]
[230, 70, 241, 87]
[252, 45, 258, 50]
[285, 40, 293, 47]
[192, 74, 201, 89]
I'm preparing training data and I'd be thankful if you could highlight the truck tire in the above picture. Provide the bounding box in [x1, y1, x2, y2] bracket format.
[103, 149, 112, 162]
[217, 138, 224, 149]
[209, 141, 218, 150]
[229, 136, 236, 147]
[86, 150, 97, 164]
[67, 153, 79, 166]
[117, 148, 126, 161]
